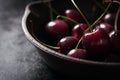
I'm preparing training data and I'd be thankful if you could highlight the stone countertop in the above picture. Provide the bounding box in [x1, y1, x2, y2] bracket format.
[0, 0, 66, 80]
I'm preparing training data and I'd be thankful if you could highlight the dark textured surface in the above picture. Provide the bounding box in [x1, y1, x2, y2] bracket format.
[0, 0, 64, 80]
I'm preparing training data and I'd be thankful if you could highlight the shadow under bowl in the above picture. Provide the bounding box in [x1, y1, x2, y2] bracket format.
[22, 0, 120, 78]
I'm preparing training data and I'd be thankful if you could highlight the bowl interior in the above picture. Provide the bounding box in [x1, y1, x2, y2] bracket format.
[26, 0, 103, 45]
[22, 0, 120, 66]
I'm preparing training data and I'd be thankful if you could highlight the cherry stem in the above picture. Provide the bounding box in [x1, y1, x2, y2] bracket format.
[56, 15, 79, 24]
[85, 1, 112, 32]
[30, 20, 60, 50]
[75, 37, 83, 49]
[76, 1, 112, 48]
[48, 2, 54, 20]
[56, 15, 87, 31]
[45, 3, 59, 16]
[113, 0, 120, 4]
[105, 0, 120, 4]
[71, 0, 90, 26]
[33, 35, 60, 50]
[114, 7, 120, 31]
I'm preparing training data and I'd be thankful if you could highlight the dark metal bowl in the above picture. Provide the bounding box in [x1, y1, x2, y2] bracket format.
[22, 0, 120, 78]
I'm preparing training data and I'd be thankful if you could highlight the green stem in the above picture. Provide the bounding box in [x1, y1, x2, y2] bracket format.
[76, 1, 112, 48]
[45, 3, 59, 16]
[113, 0, 120, 4]
[75, 37, 83, 48]
[114, 7, 120, 31]
[32, 34, 60, 50]
[56, 15, 79, 24]
[30, 20, 60, 50]
[90, 5, 96, 24]
[48, 2, 53, 20]
[104, 0, 120, 5]
[85, 1, 112, 32]
[57, 15, 86, 31]
[71, 0, 90, 26]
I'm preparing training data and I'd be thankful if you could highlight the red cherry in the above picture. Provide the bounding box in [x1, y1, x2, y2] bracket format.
[64, 9, 84, 29]
[94, 22, 113, 34]
[82, 28, 111, 60]
[65, 9, 83, 23]
[57, 36, 78, 54]
[67, 48, 87, 59]
[45, 19, 69, 40]
[109, 30, 120, 53]
[72, 23, 89, 39]
[103, 13, 115, 26]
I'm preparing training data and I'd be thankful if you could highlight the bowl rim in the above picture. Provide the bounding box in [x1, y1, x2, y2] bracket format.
[22, 0, 120, 66]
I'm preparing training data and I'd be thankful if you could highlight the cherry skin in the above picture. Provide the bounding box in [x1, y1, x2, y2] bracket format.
[94, 22, 113, 34]
[103, 13, 115, 26]
[109, 30, 120, 53]
[65, 9, 83, 23]
[45, 19, 69, 40]
[64, 9, 83, 29]
[57, 36, 78, 54]
[72, 23, 89, 39]
[67, 48, 87, 59]
[82, 28, 111, 60]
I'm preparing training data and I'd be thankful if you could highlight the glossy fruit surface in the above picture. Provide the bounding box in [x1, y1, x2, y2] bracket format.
[109, 30, 120, 53]
[82, 28, 111, 55]
[94, 22, 113, 33]
[103, 13, 115, 26]
[65, 9, 83, 23]
[45, 19, 69, 40]
[72, 23, 89, 39]
[64, 9, 83, 29]
[67, 48, 87, 59]
[57, 36, 78, 54]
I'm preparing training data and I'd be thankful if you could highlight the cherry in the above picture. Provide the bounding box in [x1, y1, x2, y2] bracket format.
[67, 48, 87, 59]
[82, 28, 111, 60]
[57, 36, 78, 54]
[109, 30, 120, 53]
[72, 23, 89, 39]
[65, 9, 83, 23]
[41, 0, 120, 62]
[45, 19, 69, 40]
[109, 2, 120, 13]
[94, 22, 113, 33]
[64, 9, 83, 29]
[103, 13, 116, 26]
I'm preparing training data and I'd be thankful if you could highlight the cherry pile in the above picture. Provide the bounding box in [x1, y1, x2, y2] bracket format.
[40, 0, 120, 62]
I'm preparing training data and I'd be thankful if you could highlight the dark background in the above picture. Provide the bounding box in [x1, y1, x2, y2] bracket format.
[0, 0, 66, 80]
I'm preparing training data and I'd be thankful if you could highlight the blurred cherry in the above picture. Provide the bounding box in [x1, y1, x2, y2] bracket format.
[57, 36, 78, 54]
[103, 13, 116, 26]
[67, 48, 87, 59]
[94, 22, 113, 33]
[109, 30, 120, 53]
